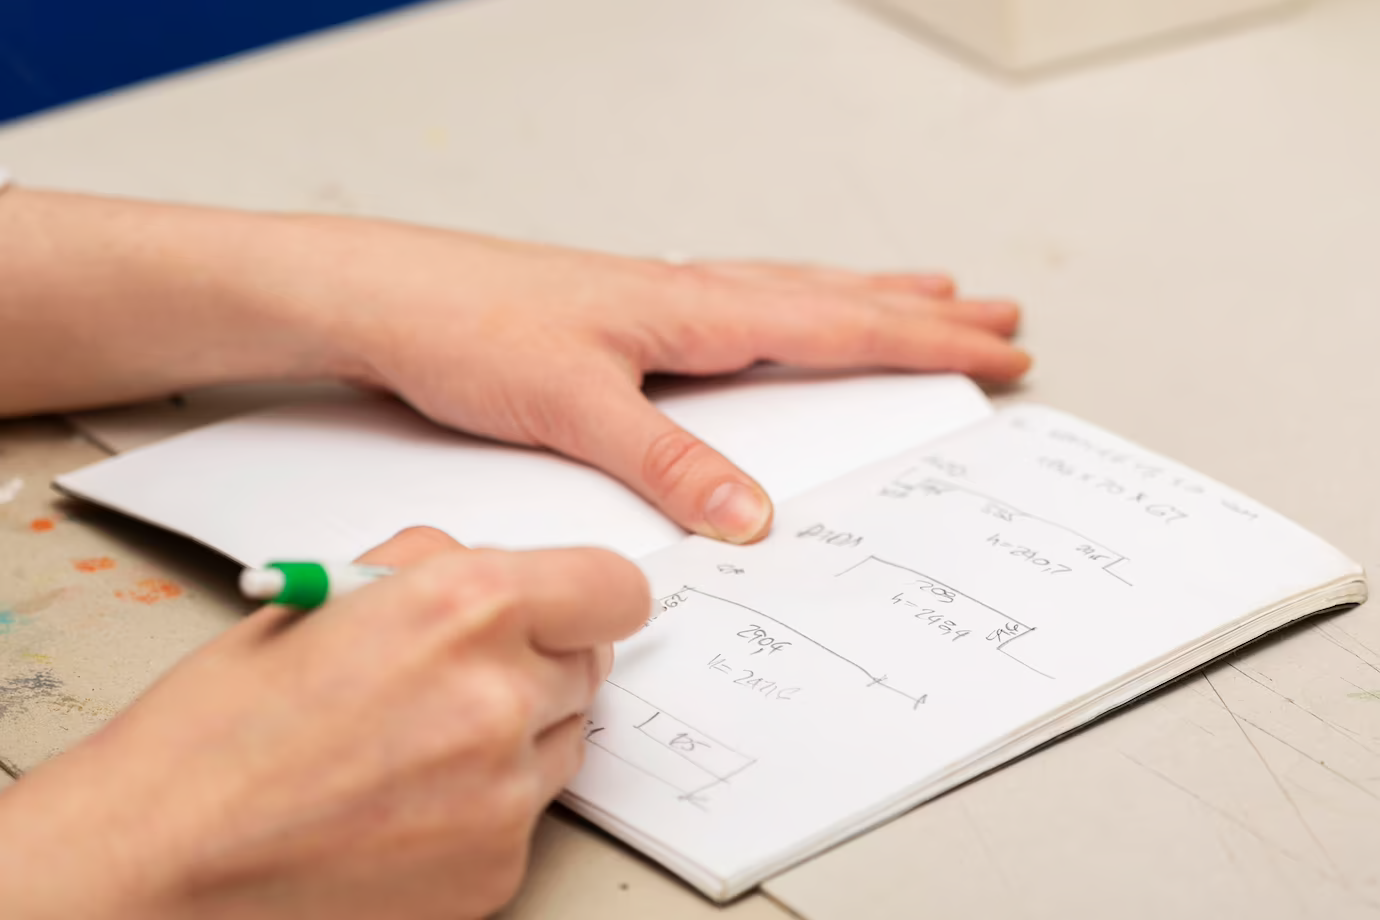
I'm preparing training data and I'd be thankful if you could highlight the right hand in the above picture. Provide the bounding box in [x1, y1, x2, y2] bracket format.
[0, 527, 649, 920]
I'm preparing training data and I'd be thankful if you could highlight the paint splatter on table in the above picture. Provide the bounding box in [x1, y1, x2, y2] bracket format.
[0, 417, 250, 774]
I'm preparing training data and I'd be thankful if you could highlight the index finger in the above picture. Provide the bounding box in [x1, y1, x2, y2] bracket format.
[649, 265, 1031, 381]
[328, 546, 650, 652]
[492, 547, 652, 653]
[232, 526, 467, 643]
[273, 546, 647, 677]
[354, 525, 469, 567]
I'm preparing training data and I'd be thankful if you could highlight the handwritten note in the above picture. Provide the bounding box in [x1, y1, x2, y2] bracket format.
[54, 388, 1364, 901]
[563, 406, 1363, 900]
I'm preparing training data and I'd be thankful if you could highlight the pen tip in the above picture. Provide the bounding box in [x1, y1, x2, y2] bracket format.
[239, 567, 286, 601]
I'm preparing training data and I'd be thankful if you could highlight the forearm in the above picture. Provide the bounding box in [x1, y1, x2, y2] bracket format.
[0, 188, 350, 416]
[0, 760, 164, 920]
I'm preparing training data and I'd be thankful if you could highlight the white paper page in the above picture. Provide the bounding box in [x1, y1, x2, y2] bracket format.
[55, 370, 991, 564]
[566, 405, 1364, 899]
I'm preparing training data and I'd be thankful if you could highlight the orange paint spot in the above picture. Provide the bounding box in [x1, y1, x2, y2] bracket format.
[29, 517, 56, 533]
[114, 578, 183, 605]
[72, 556, 117, 573]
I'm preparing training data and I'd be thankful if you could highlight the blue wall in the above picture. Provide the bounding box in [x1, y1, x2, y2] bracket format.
[0, 1, 432, 124]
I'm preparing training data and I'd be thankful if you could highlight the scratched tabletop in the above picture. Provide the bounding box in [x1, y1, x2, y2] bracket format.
[2, 0, 1380, 917]
[0, 419, 251, 774]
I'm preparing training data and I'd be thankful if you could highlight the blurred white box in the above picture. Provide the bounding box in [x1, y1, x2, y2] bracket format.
[867, 0, 1302, 70]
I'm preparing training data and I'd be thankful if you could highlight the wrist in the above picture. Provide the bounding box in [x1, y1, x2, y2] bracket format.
[236, 212, 390, 388]
[0, 774, 157, 920]
[188, 208, 372, 386]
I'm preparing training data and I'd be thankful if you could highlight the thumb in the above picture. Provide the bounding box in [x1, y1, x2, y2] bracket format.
[548, 378, 775, 544]
[354, 525, 468, 567]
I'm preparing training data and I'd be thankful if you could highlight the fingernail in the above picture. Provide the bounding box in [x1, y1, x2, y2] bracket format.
[1014, 348, 1034, 374]
[999, 347, 1034, 380]
[979, 301, 1020, 323]
[702, 482, 773, 544]
[916, 275, 956, 296]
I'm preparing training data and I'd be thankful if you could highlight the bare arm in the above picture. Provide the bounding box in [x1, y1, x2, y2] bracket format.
[0, 185, 1029, 542]
[0, 188, 355, 413]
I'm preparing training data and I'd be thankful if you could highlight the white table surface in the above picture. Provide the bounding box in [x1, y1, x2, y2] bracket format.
[2, 0, 1378, 917]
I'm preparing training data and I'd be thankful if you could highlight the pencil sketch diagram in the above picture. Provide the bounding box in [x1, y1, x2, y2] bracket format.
[583, 681, 757, 810]
[879, 470, 1135, 586]
[654, 586, 932, 709]
[835, 556, 1053, 680]
[584, 580, 940, 810]
[587, 560, 1059, 808]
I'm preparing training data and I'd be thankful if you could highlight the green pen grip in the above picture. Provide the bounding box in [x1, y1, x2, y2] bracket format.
[267, 562, 332, 608]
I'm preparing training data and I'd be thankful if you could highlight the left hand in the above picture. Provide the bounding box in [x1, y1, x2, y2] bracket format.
[0, 188, 1028, 542]
[274, 217, 1030, 543]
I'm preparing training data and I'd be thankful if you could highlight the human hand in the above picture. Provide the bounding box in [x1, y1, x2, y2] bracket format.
[0, 528, 648, 920]
[0, 189, 1027, 541]
[276, 219, 1031, 544]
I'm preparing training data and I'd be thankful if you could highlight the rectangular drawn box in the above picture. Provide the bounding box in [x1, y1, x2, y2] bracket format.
[635, 709, 755, 782]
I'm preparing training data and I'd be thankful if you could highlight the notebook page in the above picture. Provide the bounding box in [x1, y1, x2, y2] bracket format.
[566, 405, 1363, 898]
[55, 370, 990, 564]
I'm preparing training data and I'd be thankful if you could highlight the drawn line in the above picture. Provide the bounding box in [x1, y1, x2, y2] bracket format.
[994, 628, 1034, 652]
[908, 476, 1134, 566]
[998, 644, 1055, 680]
[839, 556, 1034, 633]
[839, 557, 1056, 679]
[680, 587, 929, 708]
[1103, 558, 1135, 587]
[597, 682, 758, 806]
[835, 556, 876, 578]
[676, 791, 712, 810]
[605, 679, 748, 754]
[682, 759, 760, 799]
[586, 736, 706, 808]
[634, 719, 752, 782]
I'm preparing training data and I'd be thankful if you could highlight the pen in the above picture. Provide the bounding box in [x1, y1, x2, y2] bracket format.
[239, 562, 395, 609]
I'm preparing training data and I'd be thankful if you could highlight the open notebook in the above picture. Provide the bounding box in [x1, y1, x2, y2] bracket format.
[56, 374, 1366, 901]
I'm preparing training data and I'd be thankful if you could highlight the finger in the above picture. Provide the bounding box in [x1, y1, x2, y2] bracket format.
[539, 375, 774, 544]
[868, 272, 958, 299]
[786, 313, 1031, 380]
[355, 525, 468, 567]
[491, 549, 651, 652]
[233, 526, 468, 643]
[522, 647, 605, 732]
[869, 272, 957, 299]
[703, 262, 1019, 336]
[290, 546, 646, 667]
[593, 642, 614, 682]
[653, 272, 1032, 382]
[908, 297, 1021, 337]
[703, 260, 957, 299]
[533, 713, 587, 802]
